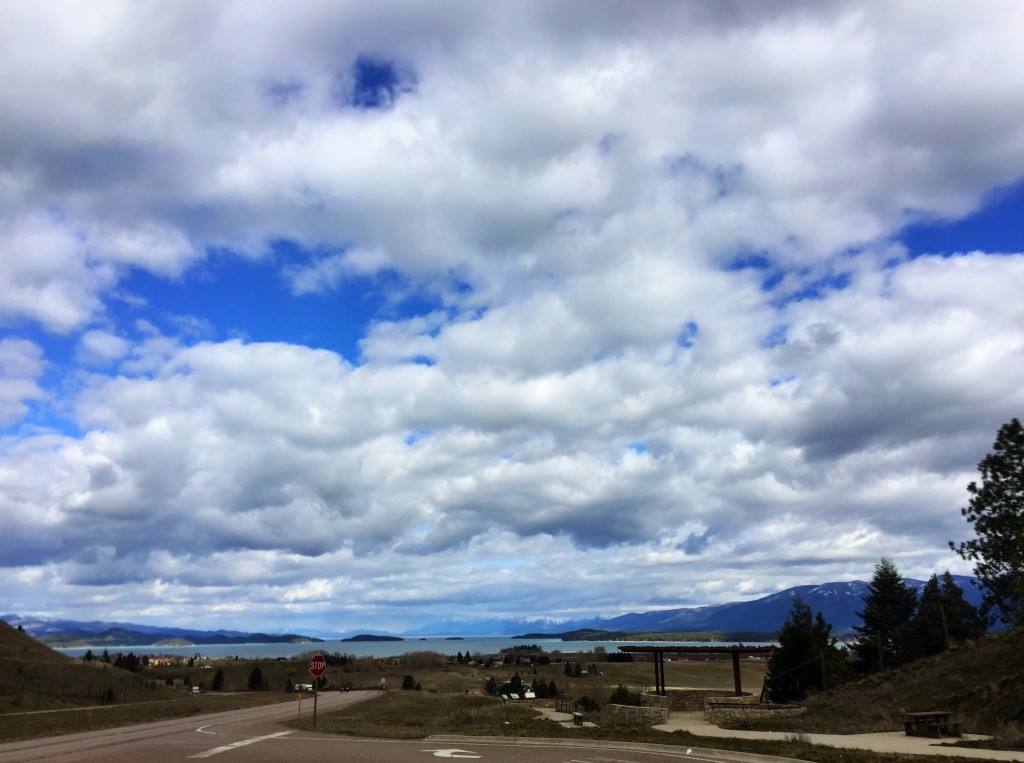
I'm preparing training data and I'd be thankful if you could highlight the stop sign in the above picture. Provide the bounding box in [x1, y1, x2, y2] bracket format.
[308, 654, 326, 676]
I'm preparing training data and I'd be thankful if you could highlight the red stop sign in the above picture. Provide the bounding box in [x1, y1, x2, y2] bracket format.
[308, 655, 326, 676]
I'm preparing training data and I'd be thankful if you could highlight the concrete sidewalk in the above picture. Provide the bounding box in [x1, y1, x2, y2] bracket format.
[536, 707, 1023, 761]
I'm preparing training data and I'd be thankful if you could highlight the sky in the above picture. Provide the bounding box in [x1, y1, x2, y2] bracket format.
[2, 1, 1024, 637]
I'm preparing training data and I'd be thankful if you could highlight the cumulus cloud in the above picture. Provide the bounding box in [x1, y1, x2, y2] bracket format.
[1, 1, 1023, 631]
[0, 338, 46, 426]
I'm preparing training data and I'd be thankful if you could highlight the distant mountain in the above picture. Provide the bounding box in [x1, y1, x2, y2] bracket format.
[4, 576, 985, 644]
[409, 577, 984, 638]
[0, 614, 323, 647]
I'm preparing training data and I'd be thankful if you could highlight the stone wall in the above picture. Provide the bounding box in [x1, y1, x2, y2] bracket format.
[705, 698, 804, 725]
[643, 690, 739, 712]
[600, 703, 668, 726]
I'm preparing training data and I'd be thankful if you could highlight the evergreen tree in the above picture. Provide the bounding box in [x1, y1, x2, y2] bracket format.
[498, 673, 525, 696]
[908, 572, 986, 659]
[484, 676, 498, 695]
[951, 417, 1024, 626]
[766, 596, 848, 702]
[212, 670, 225, 691]
[247, 667, 265, 691]
[114, 652, 138, 672]
[608, 684, 642, 706]
[852, 557, 917, 672]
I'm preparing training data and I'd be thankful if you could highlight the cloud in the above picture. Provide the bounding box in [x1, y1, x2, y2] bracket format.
[0, 338, 46, 426]
[1, 1, 1023, 630]
[77, 330, 131, 365]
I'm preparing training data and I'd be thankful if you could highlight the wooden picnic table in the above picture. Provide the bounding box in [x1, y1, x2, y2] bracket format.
[901, 710, 962, 737]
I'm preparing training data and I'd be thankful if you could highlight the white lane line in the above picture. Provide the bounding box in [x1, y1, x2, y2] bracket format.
[189, 730, 293, 758]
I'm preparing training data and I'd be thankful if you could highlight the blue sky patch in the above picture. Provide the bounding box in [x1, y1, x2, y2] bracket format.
[343, 55, 416, 110]
[404, 429, 432, 446]
[770, 270, 852, 308]
[676, 321, 699, 348]
[666, 153, 743, 197]
[900, 178, 1024, 257]
[725, 251, 772, 271]
[761, 324, 788, 349]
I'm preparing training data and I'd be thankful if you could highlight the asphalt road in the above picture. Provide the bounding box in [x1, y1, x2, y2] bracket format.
[0, 693, 753, 763]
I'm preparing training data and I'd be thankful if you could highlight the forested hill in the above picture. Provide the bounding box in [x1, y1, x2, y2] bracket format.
[1, 615, 323, 648]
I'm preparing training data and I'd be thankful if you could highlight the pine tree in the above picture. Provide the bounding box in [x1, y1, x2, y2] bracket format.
[247, 667, 265, 691]
[852, 557, 917, 672]
[766, 596, 848, 702]
[908, 572, 985, 659]
[951, 417, 1024, 626]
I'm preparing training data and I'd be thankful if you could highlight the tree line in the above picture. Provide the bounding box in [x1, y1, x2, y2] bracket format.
[767, 417, 1024, 703]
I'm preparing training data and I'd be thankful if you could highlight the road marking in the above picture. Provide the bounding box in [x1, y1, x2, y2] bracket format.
[423, 749, 482, 758]
[190, 730, 293, 758]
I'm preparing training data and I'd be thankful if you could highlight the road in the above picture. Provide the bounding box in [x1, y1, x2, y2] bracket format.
[0, 692, 755, 763]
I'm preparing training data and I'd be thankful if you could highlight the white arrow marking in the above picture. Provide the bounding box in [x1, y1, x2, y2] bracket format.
[190, 730, 292, 758]
[422, 748, 482, 758]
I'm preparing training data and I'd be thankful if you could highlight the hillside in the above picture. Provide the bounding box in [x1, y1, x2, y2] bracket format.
[748, 625, 1024, 736]
[0, 620, 73, 667]
[0, 620, 179, 712]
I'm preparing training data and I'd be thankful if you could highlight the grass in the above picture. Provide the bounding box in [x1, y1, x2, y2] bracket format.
[725, 626, 1024, 741]
[288, 689, 979, 763]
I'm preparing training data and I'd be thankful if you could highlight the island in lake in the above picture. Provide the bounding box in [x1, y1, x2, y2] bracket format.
[340, 634, 404, 642]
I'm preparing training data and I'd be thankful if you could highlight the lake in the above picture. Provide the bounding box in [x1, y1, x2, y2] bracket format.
[55, 636, 775, 660]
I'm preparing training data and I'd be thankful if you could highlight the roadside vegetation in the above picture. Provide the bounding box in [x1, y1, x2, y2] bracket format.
[289, 688, 1000, 763]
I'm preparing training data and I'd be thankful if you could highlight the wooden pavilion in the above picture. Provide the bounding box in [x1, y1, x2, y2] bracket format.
[617, 644, 775, 696]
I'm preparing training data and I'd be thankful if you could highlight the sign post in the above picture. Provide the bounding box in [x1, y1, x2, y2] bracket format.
[308, 654, 326, 727]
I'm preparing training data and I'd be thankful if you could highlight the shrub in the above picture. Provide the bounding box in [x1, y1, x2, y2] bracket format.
[578, 695, 599, 712]
[608, 684, 642, 706]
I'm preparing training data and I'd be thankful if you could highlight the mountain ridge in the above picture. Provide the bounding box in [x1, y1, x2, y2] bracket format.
[407, 576, 982, 637]
[0, 615, 323, 647]
[4, 576, 983, 643]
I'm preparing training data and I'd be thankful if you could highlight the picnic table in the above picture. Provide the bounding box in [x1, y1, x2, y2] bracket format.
[901, 710, 962, 737]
